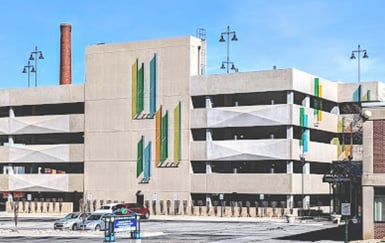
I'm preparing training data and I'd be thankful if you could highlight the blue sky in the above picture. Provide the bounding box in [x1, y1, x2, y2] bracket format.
[0, 0, 384, 88]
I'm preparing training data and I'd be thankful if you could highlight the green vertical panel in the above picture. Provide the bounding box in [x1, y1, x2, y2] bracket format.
[300, 107, 304, 146]
[137, 136, 144, 177]
[137, 63, 144, 114]
[314, 78, 319, 115]
[161, 111, 168, 162]
[131, 59, 138, 118]
[314, 78, 319, 96]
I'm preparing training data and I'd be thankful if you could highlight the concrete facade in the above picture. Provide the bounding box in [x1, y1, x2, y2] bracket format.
[1, 36, 385, 234]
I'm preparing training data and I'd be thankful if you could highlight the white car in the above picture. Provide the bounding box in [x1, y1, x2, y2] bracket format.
[78, 213, 107, 231]
[93, 203, 123, 214]
[54, 212, 89, 230]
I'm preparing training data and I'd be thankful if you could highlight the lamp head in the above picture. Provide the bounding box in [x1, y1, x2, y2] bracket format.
[22, 67, 27, 73]
[350, 52, 356, 59]
[363, 51, 368, 58]
[231, 34, 238, 41]
[231, 64, 236, 70]
[31, 67, 36, 73]
[220, 63, 225, 69]
[38, 52, 44, 59]
[219, 35, 225, 42]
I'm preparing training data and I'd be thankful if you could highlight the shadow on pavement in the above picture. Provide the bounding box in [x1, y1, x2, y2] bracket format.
[276, 222, 362, 242]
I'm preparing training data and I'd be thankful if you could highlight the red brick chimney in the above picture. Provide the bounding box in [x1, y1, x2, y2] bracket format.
[60, 23, 72, 85]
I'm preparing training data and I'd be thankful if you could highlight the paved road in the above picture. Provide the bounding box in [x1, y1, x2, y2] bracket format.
[0, 215, 355, 242]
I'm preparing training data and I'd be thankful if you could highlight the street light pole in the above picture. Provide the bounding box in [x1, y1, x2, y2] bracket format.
[350, 45, 368, 102]
[22, 60, 34, 88]
[29, 46, 44, 87]
[219, 26, 238, 73]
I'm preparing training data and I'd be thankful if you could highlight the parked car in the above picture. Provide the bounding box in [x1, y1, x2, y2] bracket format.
[78, 213, 107, 231]
[124, 203, 150, 219]
[53, 212, 89, 230]
[93, 203, 124, 214]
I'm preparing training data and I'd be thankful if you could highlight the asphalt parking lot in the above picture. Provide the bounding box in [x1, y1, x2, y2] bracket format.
[0, 213, 363, 242]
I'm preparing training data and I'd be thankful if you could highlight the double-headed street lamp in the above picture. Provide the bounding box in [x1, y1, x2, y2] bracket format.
[350, 44, 368, 84]
[219, 26, 238, 73]
[22, 60, 34, 88]
[28, 46, 44, 87]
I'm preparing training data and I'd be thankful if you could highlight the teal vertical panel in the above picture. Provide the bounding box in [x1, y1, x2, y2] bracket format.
[137, 63, 144, 114]
[150, 54, 157, 116]
[144, 142, 151, 182]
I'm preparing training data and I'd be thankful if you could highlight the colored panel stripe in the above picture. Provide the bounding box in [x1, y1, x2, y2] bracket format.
[299, 107, 305, 146]
[137, 136, 144, 177]
[137, 63, 144, 114]
[155, 106, 162, 166]
[161, 111, 168, 162]
[131, 59, 138, 118]
[174, 102, 181, 163]
[314, 78, 319, 96]
[144, 142, 151, 181]
[318, 85, 323, 121]
[150, 54, 157, 116]
[303, 114, 309, 153]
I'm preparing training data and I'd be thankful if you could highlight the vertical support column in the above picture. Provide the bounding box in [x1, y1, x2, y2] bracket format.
[205, 96, 212, 108]
[303, 162, 310, 209]
[206, 162, 212, 174]
[302, 96, 310, 108]
[286, 161, 293, 174]
[362, 186, 374, 240]
[8, 136, 14, 146]
[206, 129, 212, 142]
[287, 91, 294, 105]
[287, 126, 293, 139]
[287, 195, 294, 211]
[9, 107, 15, 118]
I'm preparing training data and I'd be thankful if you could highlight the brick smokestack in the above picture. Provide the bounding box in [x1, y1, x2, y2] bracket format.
[60, 23, 72, 85]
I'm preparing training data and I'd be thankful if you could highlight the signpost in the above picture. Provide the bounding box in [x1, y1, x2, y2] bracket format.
[104, 215, 141, 242]
[219, 193, 224, 217]
[341, 203, 351, 243]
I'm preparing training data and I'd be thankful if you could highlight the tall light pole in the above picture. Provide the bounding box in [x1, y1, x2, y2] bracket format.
[29, 46, 44, 87]
[350, 44, 368, 83]
[22, 60, 34, 88]
[219, 26, 238, 73]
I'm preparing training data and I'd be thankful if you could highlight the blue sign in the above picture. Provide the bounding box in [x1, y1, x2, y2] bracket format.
[114, 217, 136, 232]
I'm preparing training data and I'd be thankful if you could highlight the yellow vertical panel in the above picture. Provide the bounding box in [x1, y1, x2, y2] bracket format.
[318, 85, 323, 121]
[155, 106, 162, 167]
[318, 111, 323, 121]
[131, 59, 138, 118]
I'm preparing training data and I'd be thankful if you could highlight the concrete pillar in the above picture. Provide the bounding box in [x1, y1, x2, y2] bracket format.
[60, 23, 72, 85]
[287, 126, 293, 139]
[287, 91, 294, 105]
[9, 107, 15, 118]
[205, 96, 212, 108]
[286, 161, 293, 174]
[206, 129, 212, 142]
[206, 162, 212, 174]
[362, 186, 374, 240]
[287, 195, 294, 211]
[302, 95, 310, 108]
